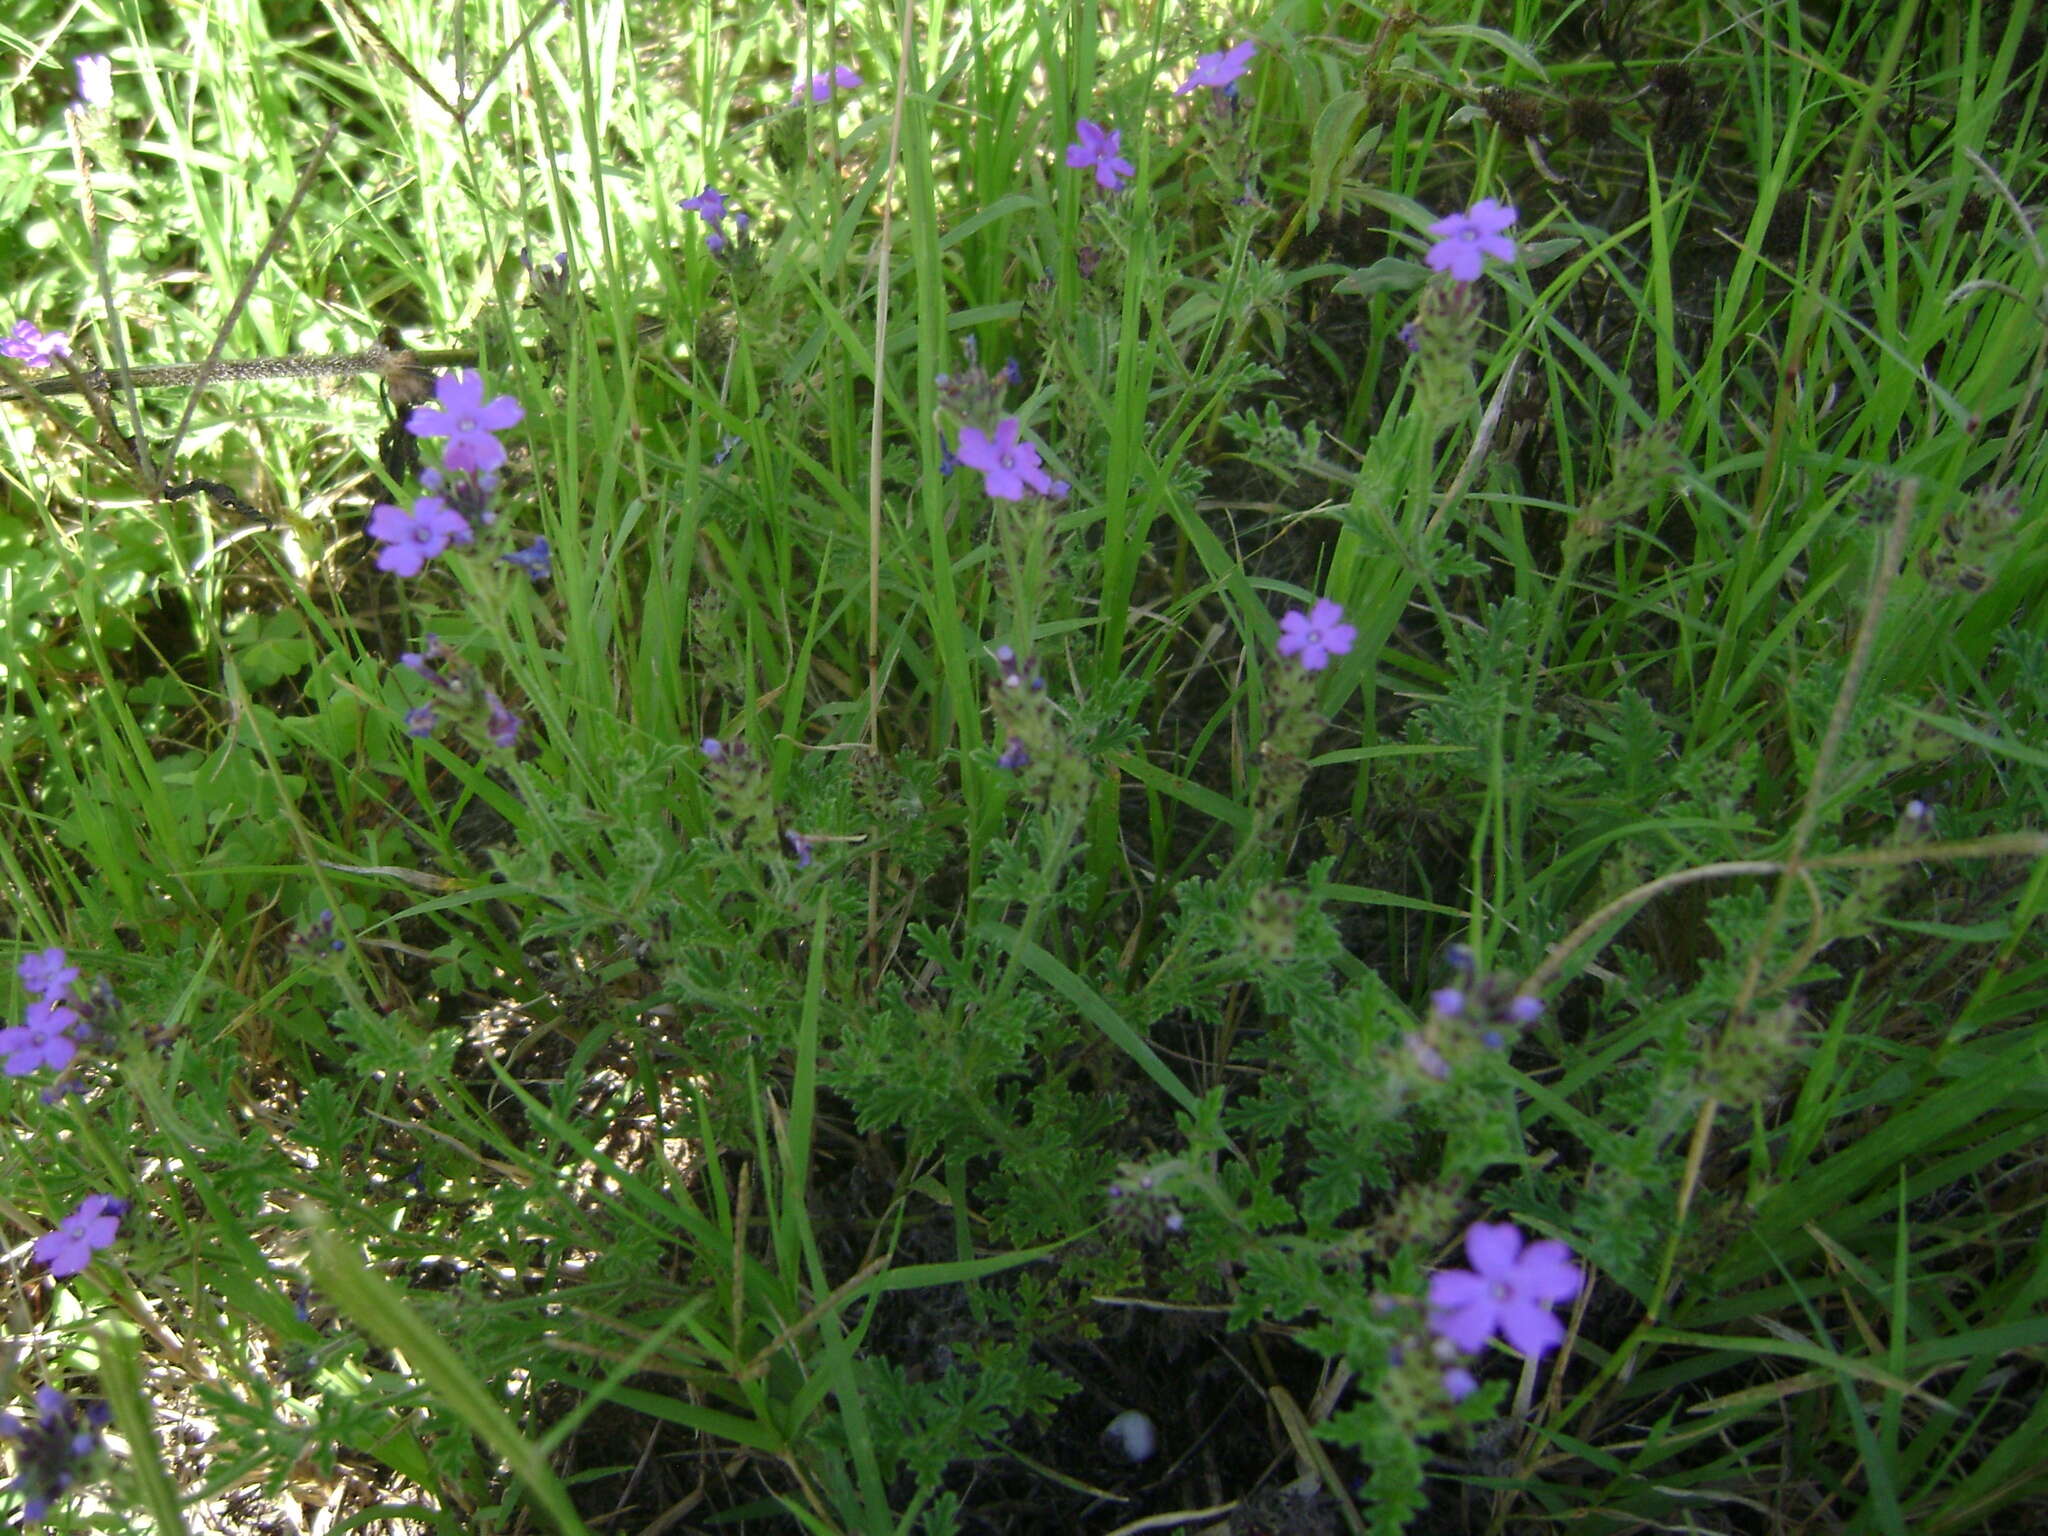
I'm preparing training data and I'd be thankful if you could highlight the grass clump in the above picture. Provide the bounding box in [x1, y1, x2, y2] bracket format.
[2, 1, 2046, 1533]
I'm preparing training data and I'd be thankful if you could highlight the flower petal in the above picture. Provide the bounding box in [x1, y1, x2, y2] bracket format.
[1464, 1221, 1525, 1278]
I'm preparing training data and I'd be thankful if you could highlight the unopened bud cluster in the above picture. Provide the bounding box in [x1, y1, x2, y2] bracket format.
[1400, 947, 1544, 1085]
[396, 636, 522, 752]
[988, 647, 1089, 810]
[1410, 278, 1485, 437]
[1104, 1165, 1188, 1245]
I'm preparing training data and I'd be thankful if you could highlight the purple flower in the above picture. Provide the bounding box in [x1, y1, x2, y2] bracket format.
[502, 538, 551, 583]
[795, 64, 863, 102]
[33, 1195, 128, 1279]
[1276, 598, 1357, 671]
[785, 830, 814, 867]
[1425, 198, 1518, 283]
[406, 370, 524, 472]
[0, 1386, 108, 1525]
[403, 706, 438, 738]
[1506, 994, 1544, 1025]
[367, 497, 472, 577]
[1065, 120, 1135, 191]
[1175, 41, 1256, 96]
[1427, 1221, 1583, 1359]
[1430, 987, 1465, 1019]
[680, 186, 730, 225]
[0, 320, 68, 368]
[17, 949, 78, 1001]
[954, 417, 1054, 501]
[1442, 1366, 1478, 1402]
[996, 736, 1031, 771]
[73, 54, 113, 109]
[484, 692, 520, 749]
[0, 1000, 80, 1077]
[701, 737, 725, 760]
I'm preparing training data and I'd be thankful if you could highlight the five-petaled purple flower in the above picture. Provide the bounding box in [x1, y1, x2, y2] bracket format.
[17, 948, 78, 1001]
[1427, 1220, 1583, 1359]
[33, 1195, 128, 1279]
[1425, 199, 1518, 283]
[1276, 598, 1357, 671]
[954, 417, 1053, 501]
[0, 320, 68, 368]
[1175, 41, 1256, 96]
[680, 186, 729, 225]
[795, 64, 862, 102]
[1065, 120, 1135, 192]
[0, 1386, 108, 1525]
[407, 370, 524, 472]
[368, 497, 472, 578]
[0, 999, 80, 1077]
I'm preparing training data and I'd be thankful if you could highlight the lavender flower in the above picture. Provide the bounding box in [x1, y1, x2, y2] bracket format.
[406, 370, 524, 472]
[17, 949, 78, 1001]
[794, 64, 862, 101]
[680, 186, 730, 225]
[0, 1000, 80, 1077]
[0, 321, 68, 368]
[785, 830, 814, 867]
[996, 736, 1031, 771]
[1425, 198, 1518, 283]
[1175, 41, 1256, 97]
[954, 417, 1054, 501]
[73, 54, 113, 109]
[701, 737, 725, 760]
[680, 186, 746, 251]
[367, 497, 472, 578]
[403, 706, 438, 738]
[1427, 1220, 1583, 1359]
[0, 1387, 108, 1524]
[1065, 120, 1135, 191]
[33, 1195, 128, 1279]
[1276, 598, 1357, 671]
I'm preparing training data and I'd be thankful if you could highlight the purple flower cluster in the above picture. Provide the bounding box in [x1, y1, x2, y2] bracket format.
[1175, 40, 1256, 97]
[7, 947, 133, 1285]
[0, 1387, 109, 1524]
[933, 344, 1067, 505]
[1276, 598, 1356, 671]
[680, 186, 751, 253]
[368, 370, 523, 577]
[1428, 1220, 1583, 1386]
[1425, 198, 1518, 283]
[794, 64, 862, 102]
[33, 1195, 128, 1278]
[3, 950, 82, 1078]
[1, 320, 68, 369]
[1065, 120, 1134, 192]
